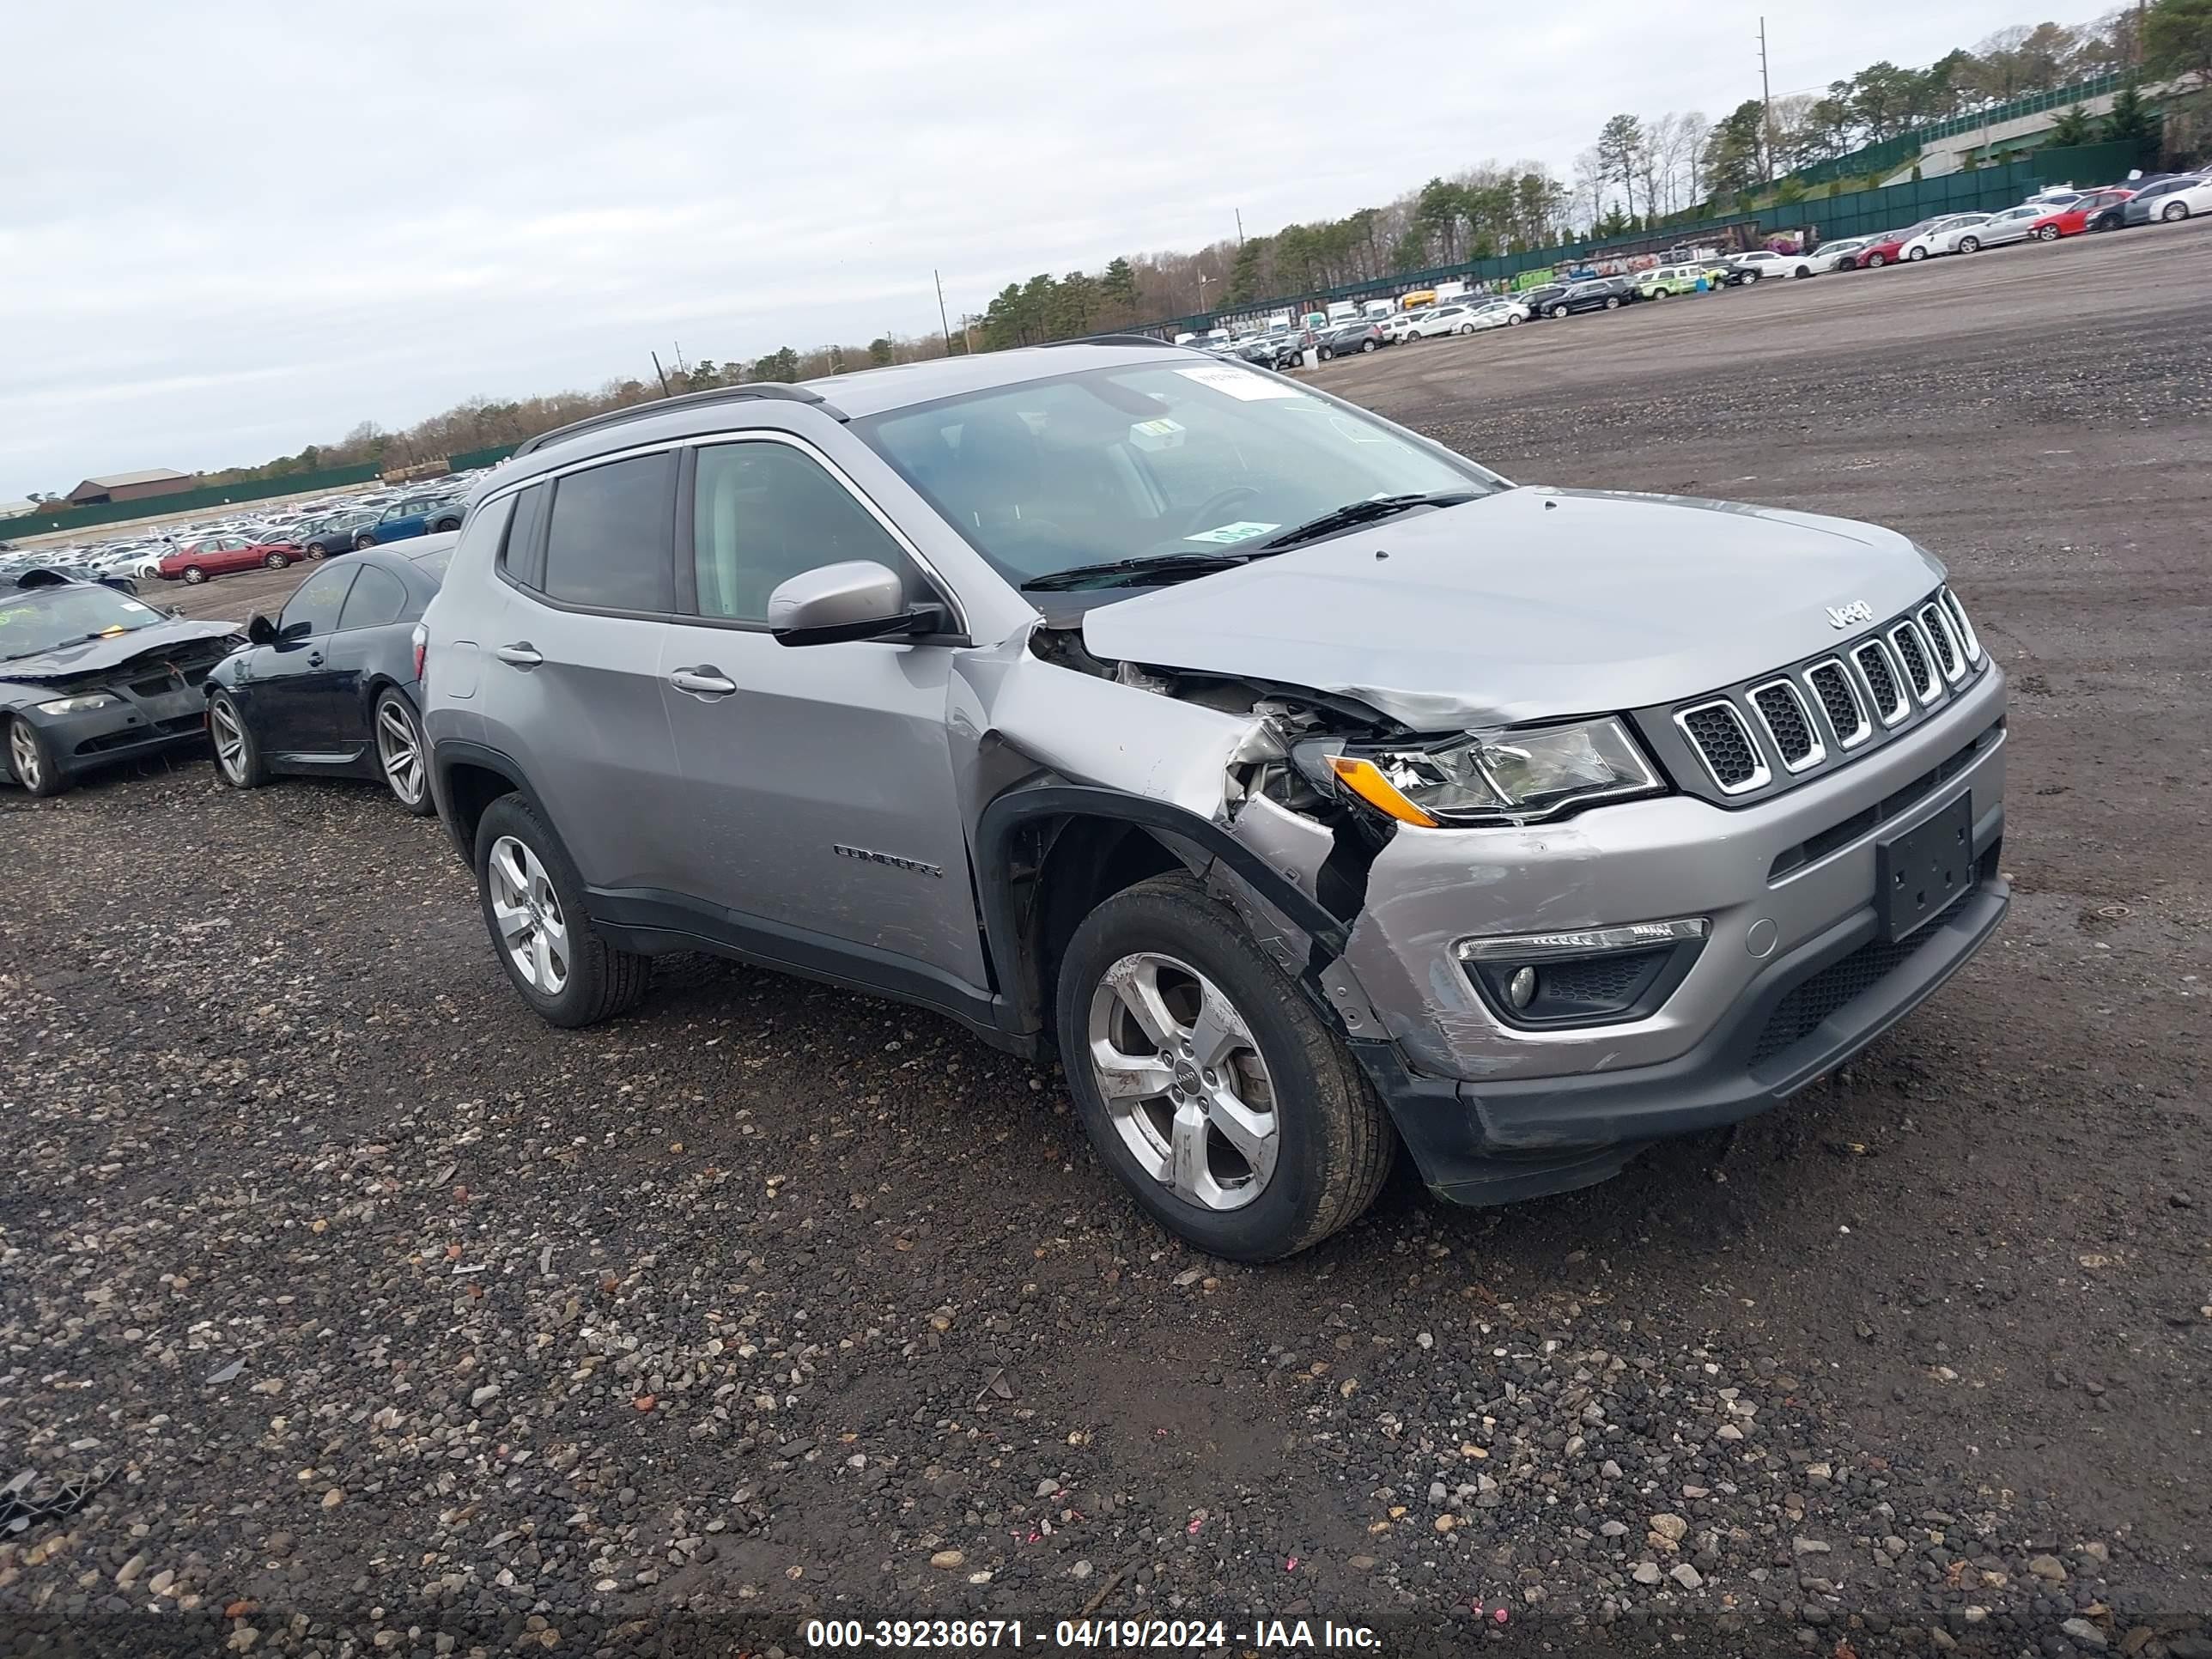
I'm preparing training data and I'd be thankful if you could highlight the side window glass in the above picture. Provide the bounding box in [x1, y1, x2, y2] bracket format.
[543, 453, 676, 613]
[337, 564, 408, 631]
[690, 441, 913, 623]
[501, 484, 551, 591]
[279, 566, 355, 636]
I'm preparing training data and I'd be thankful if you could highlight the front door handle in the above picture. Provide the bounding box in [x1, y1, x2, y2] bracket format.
[495, 643, 544, 667]
[307, 653, 324, 667]
[669, 666, 738, 696]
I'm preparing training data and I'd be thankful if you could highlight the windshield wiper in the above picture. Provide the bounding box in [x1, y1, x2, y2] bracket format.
[1257, 490, 1482, 551]
[1020, 552, 1256, 592]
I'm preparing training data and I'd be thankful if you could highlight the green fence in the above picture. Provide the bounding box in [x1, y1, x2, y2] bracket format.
[1786, 71, 2128, 187]
[447, 444, 519, 472]
[7, 462, 384, 541]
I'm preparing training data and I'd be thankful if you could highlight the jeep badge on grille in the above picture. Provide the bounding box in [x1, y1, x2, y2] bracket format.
[1826, 599, 1875, 629]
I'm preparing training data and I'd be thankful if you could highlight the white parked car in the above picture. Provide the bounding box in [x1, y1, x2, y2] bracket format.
[1954, 204, 2047, 252]
[2124, 174, 2211, 222]
[1378, 313, 1425, 343]
[1805, 238, 1873, 273]
[1729, 248, 1814, 282]
[1899, 214, 1993, 259]
[1402, 304, 1480, 339]
[1462, 297, 1529, 330]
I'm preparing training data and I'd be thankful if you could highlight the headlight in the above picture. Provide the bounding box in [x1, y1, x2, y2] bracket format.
[37, 693, 122, 715]
[1326, 717, 1665, 827]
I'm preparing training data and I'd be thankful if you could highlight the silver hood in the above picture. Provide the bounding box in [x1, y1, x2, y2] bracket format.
[1078, 487, 1947, 730]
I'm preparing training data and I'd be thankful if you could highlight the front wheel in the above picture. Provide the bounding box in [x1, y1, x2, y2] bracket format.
[1906, 246, 1927, 261]
[264, 550, 291, 569]
[182, 566, 207, 584]
[1958, 235, 1981, 252]
[1865, 253, 1887, 268]
[2164, 202, 2190, 222]
[1791, 264, 1811, 277]
[353, 532, 376, 550]
[2037, 225, 2059, 241]
[1056, 874, 1395, 1261]
[6, 716, 68, 798]
[1602, 295, 1620, 309]
[473, 795, 648, 1029]
[1547, 304, 1566, 318]
[1504, 312, 1521, 323]
[1360, 338, 1377, 352]
[1741, 269, 1759, 283]
[207, 690, 268, 789]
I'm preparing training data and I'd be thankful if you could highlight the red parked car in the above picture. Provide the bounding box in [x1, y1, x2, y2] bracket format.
[2027, 187, 2135, 240]
[157, 534, 306, 585]
[1856, 222, 1936, 269]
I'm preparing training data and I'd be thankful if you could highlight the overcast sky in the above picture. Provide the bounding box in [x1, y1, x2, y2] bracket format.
[3, 0, 2032, 497]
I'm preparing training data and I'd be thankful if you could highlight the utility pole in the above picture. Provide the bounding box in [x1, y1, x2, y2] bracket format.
[1235, 209, 1245, 246]
[650, 350, 672, 397]
[934, 270, 957, 356]
[1759, 17, 1776, 183]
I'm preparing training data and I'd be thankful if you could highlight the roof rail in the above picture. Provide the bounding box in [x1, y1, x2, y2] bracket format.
[1046, 333, 1174, 349]
[514, 382, 844, 459]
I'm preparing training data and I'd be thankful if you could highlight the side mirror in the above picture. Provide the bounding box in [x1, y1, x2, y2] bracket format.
[246, 614, 278, 645]
[768, 561, 945, 648]
[278, 617, 314, 644]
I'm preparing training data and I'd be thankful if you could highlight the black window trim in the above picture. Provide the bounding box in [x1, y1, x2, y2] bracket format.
[670, 428, 969, 641]
[335, 561, 410, 634]
[279, 562, 359, 638]
[521, 448, 680, 621]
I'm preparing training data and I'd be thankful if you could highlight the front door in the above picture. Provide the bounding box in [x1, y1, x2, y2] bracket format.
[655, 434, 986, 990]
[258, 562, 356, 756]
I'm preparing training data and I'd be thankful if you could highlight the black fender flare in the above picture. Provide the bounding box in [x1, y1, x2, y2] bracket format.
[428, 738, 547, 863]
[973, 781, 1352, 1037]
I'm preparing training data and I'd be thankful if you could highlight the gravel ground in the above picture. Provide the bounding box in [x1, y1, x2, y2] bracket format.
[4, 222, 2209, 1659]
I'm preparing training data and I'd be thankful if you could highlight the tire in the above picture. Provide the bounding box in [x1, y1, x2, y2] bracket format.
[2036, 225, 2059, 241]
[1958, 236, 1980, 252]
[1602, 295, 1620, 309]
[1504, 312, 1521, 324]
[1741, 269, 1759, 283]
[1055, 872, 1395, 1261]
[2164, 202, 2190, 222]
[1458, 324, 1474, 335]
[1547, 304, 1565, 318]
[1906, 246, 1927, 261]
[1649, 288, 1666, 299]
[1791, 264, 1811, 277]
[1360, 337, 1377, 352]
[431, 516, 461, 532]
[371, 689, 435, 815]
[6, 716, 68, 798]
[182, 566, 207, 584]
[1316, 346, 1332, 362]
[353, 532, 376, 550]
[207, 690, 268, 789]
[472, 794, 648, 1029]
[1865, 253, 1886, 269]
[264, 550, 291, 569]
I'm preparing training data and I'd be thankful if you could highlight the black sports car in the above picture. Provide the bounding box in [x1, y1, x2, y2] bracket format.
[1, 571, 243, 796]
[204, 536, 453, 814]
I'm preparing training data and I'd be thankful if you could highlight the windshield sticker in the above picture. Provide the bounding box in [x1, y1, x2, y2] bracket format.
[1129, 417, 1185, 453]
[119, 601, 154, 614]
[1183, 520, 1279, 546]
[1174, 365, 1307, 402]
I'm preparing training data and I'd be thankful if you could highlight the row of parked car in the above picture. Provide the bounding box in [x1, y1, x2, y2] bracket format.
[0, 472, 488, 592]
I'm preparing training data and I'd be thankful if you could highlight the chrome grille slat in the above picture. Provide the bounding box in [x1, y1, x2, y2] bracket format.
[1941, 586, 1981, 662]
[1850, 638, 1910, 726]
[1674, 698, 1771, 795]
[1803, 658, 1871, 749]
[1888, 620, 1942, 704]
[1917, 602, 1964, 682]
[1747, 678, 1826, 773]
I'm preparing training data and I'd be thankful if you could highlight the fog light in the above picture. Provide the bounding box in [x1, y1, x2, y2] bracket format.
[1454, 916, 1711, 1030]
[1507, 966, 1538, 1008]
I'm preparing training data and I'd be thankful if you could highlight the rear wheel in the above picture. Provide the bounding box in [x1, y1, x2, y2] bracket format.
[1360, 337, 1377, 352]
[2036, 225, 2059, 240]
[2164, 201, 2190, 222]
[182, 565, 207, 584]
[1791, 264, 1811, 277]
[264, 550, 291, 569]
[1547, 304, 1566, 318]
[353, 532, 376, 550]
[1055, 873, 1394, 1261]
[1865, 252, 1886, 268]
[1504, 312, 1521, 323]
[1906, 246, 1927, 261]
[1602, 295, 1620, 309]
[208, 691, 267, 789]
[1741, 269, 1760, 283]
[1958, 235, 1981, 252]
[473, 794, 648, 1028]
[6, 716, 67, 798]
[373, 690, 434, 815]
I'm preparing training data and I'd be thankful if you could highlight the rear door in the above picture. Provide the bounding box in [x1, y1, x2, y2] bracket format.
[318, 561, 412, 757]
[653, 433, 986, 988]
[476, 453, 686, 893]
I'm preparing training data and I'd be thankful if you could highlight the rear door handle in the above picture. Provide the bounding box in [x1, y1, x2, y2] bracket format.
[669, 666, 737, 696]
[495, 643, 543, 667]
[307, 653, 324, 666]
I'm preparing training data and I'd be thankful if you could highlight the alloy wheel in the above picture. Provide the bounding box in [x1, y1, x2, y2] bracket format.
[9, 721, 41, 791]
[375, 699, 426, 805]
[487, 835, 569, 994]
[2165, 203, 2189, 222]
[1085, 951, 1279, 1212]
[210, 698, 248, 784]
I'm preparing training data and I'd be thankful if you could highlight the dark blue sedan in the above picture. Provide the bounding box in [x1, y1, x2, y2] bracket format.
[354, 493, 466, 549]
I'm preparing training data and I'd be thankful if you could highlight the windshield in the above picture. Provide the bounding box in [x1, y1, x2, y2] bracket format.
[855, 362, 1503, 585]
[0, 585, 165, 661]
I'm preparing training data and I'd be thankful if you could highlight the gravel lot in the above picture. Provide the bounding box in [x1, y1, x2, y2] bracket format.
[5, 223, 2209, 1659]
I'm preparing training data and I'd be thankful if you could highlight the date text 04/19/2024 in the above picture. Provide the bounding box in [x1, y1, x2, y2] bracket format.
[801, 1618, 1382, 1649]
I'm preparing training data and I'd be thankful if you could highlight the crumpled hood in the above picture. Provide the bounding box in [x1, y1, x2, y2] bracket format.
[1079, 487, 1947, 730]
[0, 619, 242, 684]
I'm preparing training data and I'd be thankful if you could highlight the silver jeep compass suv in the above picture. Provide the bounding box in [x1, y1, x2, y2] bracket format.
[419, 342, 2005, 1261]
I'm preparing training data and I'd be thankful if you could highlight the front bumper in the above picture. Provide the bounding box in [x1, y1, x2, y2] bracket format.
[32, 688, 211, 780]
[1338, 664, 2008, 1203]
